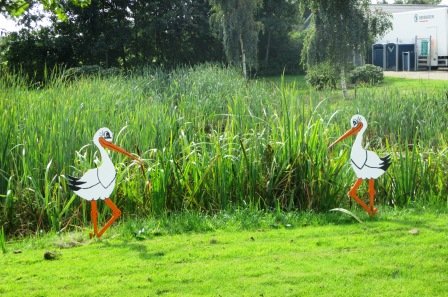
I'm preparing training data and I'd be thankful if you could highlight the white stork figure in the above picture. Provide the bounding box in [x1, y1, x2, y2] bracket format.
[328, 115, 391, 216]
[67, 128, 140, 238]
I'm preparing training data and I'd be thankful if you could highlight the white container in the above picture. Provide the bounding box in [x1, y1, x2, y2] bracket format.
[378, 7, 448, 67]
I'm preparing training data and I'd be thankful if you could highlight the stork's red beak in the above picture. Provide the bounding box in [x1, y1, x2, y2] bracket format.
[328, 122, 363, 150]
[99, 137, 139, 161]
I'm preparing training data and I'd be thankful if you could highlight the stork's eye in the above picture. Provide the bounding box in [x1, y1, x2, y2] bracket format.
[104, 131, 111, 138]
[352, 120, 357, 126]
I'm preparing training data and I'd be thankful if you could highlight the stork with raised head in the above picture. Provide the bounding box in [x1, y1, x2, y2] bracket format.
[328, 115, 391, 216]
[67, 128, 141, 238]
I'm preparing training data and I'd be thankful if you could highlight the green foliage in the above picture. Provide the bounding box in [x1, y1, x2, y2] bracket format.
[349, 64, 384, 85]
[1, 0, 30, 16]
[305, 62, 339, 90]
[0, 0, 90, 19]
[0, 28, 75, 84]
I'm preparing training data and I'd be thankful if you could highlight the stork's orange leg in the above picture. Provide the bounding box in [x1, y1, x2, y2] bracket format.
[90, 200, 98, 239]
[348, 178, 371, 214]
[368, 178, 378, 217]
[96, 198, 121, 238]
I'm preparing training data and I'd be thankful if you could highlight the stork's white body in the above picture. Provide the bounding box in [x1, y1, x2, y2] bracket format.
[350, 134, 388, 180]
[72, 159, 116, 200]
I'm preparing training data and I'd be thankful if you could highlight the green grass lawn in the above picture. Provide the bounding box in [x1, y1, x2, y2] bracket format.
[2, 209, 448, 297]
[381, 76, 448, 89]
[264, 74, 448, 91]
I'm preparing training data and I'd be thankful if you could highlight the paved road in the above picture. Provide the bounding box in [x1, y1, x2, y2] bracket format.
[384, 69, 448, 80]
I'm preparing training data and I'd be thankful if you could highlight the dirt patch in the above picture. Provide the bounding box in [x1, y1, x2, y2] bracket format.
[384, 69, 448, 80]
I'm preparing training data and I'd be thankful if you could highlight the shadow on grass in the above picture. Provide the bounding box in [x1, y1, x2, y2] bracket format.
[100, 240, 169, 260]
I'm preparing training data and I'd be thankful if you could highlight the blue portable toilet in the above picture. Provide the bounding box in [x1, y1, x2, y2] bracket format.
[397, 44, 415, 71]
[372, 44, 385, 69]
[385, 43, 397, 71]
[372, 43, 416, 71]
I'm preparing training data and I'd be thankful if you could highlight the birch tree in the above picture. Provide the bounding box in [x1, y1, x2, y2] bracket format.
[210, 0, 262, 79]
[301, 0, 391, 98]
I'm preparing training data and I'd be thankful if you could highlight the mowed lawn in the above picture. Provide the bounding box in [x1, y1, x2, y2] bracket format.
[1, 211, 448, 297]
[264, 74, 448, 90]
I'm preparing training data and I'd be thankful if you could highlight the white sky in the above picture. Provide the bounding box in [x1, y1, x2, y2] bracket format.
[0, 5, 51, 33]
[0, 15, 21, 32]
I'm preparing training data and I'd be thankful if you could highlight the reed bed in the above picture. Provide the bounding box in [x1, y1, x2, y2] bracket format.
[0, 64, 447, 235]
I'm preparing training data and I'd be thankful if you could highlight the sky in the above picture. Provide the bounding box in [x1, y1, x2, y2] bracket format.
[0, 5, 50, 33]
[1, 16, 22, 32]
[2, 0, 448, 33]
[1, 15, 18, 32]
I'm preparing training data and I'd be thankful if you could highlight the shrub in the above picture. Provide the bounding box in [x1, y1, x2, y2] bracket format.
[305, 62, 339, 90]
[349, 64, 383, 85]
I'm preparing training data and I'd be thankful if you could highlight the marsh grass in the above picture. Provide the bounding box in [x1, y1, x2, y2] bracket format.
[1, 64, 447, 236]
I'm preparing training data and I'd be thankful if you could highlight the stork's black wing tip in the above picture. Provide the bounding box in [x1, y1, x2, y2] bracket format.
[66, 175, 86, 184]
[66, 175, 78, 181]
[68, 184, 81, 191]
[66, 175, 85, 191]
[380, 155, 392, 171]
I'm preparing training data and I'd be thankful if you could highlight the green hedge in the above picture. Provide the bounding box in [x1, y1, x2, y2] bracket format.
[349, 64, 383, 85]
[305, 62, 339, 90]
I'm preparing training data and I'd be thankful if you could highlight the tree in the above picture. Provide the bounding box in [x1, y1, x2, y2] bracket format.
[209, 0, 262, 79]
[0, 0, 225, 82]
[258, 0, 303, 75]
[1, 27, 77, 82]
[128, 0, 223, 68]
[301, 0, 391, 98]
[61, 0, 132, 68]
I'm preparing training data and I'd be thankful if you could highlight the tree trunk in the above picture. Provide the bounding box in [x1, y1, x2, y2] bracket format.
[239, 33, 247, 79]
[122, 45, 127, 69]
[340, 66, 348, 99]
[264, 30, 271, 68]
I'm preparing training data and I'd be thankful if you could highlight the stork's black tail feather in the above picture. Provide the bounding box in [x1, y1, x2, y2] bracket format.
[66, 175, 86, 191]
[380, 155, 391, 171]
